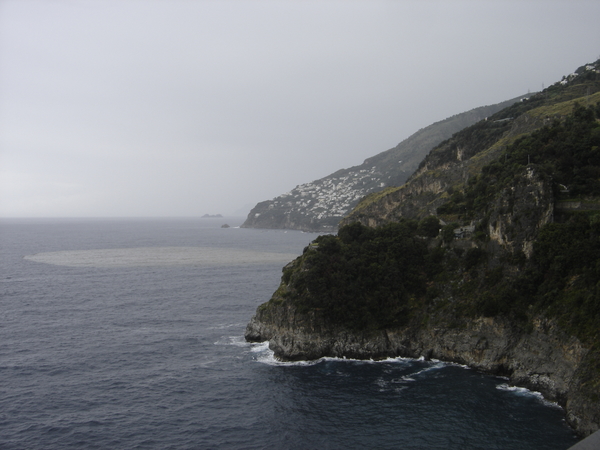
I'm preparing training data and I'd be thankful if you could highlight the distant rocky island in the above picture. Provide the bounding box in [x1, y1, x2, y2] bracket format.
[246, 60, 600, 437]
[201, 214, 223, 218]
[242, 95, 529, 232]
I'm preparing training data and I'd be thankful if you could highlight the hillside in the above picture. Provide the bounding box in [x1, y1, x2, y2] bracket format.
[245, 59, 600, 437]
[343, 62, 600, 227]
[241, 96, 527, 232]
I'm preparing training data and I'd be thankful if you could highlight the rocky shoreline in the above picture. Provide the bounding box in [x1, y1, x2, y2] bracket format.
[245, 303, 599, 437]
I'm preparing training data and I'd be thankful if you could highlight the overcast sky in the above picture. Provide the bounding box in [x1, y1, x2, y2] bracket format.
[1, 0, 599, 218]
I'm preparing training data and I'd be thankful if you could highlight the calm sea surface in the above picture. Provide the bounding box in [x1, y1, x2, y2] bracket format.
[0, 218, 580, 449]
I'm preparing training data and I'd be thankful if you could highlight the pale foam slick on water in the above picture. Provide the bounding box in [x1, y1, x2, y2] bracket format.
[24, 246, 299, 268]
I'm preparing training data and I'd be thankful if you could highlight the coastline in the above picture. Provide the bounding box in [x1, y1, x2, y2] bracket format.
[245, 304, 599, 437]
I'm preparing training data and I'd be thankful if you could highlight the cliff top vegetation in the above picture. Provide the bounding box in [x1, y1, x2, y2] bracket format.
[274, 100, 600, 339]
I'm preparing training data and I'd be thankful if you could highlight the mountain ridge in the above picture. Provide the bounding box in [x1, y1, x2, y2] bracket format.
[241, 96, 529, 232]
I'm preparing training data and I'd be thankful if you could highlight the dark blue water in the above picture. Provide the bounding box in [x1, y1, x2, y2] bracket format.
[0, 218, 580, 449]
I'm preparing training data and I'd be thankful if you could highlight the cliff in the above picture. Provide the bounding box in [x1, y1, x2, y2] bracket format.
[246, 305, 595, 435]
[241, 97, 528, 232]
[343, 95, 600, 228]
[245, 60, 600, 437]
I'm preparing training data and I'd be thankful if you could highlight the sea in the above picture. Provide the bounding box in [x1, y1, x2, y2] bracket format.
[0, 217, 581, 449]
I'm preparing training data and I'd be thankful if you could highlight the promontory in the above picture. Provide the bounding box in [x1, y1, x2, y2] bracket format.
[246, 59, 600, 437]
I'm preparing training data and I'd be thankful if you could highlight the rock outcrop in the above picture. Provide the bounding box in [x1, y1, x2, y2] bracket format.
[246, 303, 598, 436]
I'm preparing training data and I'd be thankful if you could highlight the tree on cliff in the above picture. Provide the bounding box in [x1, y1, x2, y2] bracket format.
[289, 221, 429, 330]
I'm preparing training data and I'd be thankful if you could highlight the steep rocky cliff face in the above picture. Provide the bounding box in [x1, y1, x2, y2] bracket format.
[486, 166, 555, 257]
[241, 97, 527, 232]
[245, 60, 600, 437]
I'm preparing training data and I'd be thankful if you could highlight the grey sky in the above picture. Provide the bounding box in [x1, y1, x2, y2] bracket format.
[1, 0, 599, 218]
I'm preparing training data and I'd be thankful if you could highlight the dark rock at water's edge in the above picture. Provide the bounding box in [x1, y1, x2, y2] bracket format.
[221, 224, 230, 228]
[241, 95, 529, 233]
[245, 306, 595, 436]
